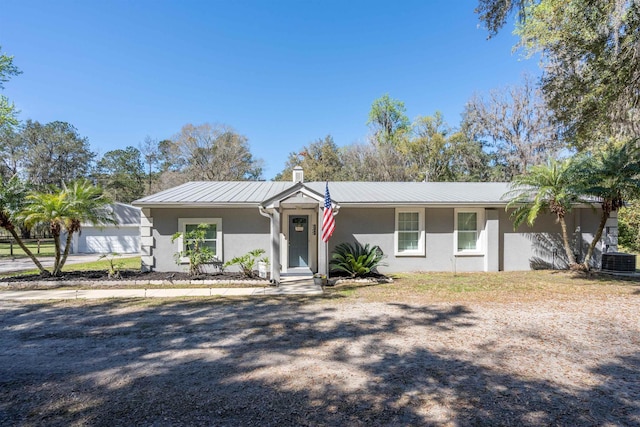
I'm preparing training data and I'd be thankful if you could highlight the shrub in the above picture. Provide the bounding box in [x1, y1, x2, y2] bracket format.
[223, 249, 267, 278]
[171, 223, 217, 276]
[618, 199, 640, 252]
[99, 252, 124, 279]
[330, 241, 385, 278]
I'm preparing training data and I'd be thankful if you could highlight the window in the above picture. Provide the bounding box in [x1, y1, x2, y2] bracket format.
[395, 209, 425, 256]
[454, 209, 483, 254]
[176, 218, 222, 262]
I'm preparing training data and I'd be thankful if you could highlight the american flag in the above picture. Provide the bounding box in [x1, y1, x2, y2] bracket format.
[321, 182, 335, 243]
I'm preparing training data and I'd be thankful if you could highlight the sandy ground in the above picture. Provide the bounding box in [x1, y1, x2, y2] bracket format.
[0, 295, 638, 426]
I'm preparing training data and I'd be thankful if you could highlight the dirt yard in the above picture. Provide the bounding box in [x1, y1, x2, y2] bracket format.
[0, 288, 638, 426]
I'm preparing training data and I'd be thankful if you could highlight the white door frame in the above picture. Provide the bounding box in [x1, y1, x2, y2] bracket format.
[281, 209, 317, 273]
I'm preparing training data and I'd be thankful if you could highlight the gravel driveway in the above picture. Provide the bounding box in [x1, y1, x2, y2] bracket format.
[0, 294, 638, 426]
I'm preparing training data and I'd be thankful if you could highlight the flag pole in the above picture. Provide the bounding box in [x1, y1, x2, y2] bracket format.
[322, 181, 335, 285]
[326, 233, 329, 282]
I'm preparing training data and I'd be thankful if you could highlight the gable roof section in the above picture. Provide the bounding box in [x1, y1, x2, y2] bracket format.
[260, 181, 326, 208]
[134, 181, 293, 206]
[133, 181, 512, 207]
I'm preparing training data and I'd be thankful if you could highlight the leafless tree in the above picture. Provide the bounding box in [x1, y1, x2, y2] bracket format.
[463, 76, 563, 180]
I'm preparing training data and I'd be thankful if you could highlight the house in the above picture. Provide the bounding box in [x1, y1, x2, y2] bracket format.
[68, 203, 141, 254]
[132, 168, 616, 281]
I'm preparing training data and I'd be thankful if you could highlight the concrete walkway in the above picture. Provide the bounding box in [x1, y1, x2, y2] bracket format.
[0, 272, 324, 301]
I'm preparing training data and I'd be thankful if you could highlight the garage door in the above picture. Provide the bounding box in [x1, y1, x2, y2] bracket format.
[78, 227, 140, 253]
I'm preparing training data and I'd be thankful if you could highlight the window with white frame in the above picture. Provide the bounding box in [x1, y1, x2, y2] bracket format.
[176, 218, 222, 262]
[395, 209, 425, 256]
[454, 209, 483, 254]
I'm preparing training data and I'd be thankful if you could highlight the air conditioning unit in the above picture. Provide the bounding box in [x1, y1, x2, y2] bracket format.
[601, 252, 636, 273]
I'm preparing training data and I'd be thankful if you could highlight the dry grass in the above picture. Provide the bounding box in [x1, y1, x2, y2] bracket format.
[325, 270, 640, 304]
[1, 286, 638, 426]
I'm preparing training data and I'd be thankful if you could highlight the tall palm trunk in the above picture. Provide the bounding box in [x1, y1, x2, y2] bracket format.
[583, 209, 610, 270]
[52, 230, 62, 276]
[57, 231, 74, 276]
[2, 220, 49, 275]
[558, 214, 577, 266]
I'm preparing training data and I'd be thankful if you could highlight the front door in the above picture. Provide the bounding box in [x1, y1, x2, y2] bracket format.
[288, 215, 309, 267]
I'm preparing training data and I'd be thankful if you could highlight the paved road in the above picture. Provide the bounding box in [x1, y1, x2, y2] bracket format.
[0, 253, 140, 274]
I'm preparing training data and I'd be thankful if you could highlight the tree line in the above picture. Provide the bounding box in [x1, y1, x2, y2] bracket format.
[276, 78, 559, 183]
[0, 119, 263, 204]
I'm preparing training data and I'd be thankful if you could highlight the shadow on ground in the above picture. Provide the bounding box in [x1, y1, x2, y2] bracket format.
[0, 298, 637, 426]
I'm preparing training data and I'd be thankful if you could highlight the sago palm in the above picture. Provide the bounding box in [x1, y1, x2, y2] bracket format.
[505, 158, 588, 267]
[330, 241, 385, 278]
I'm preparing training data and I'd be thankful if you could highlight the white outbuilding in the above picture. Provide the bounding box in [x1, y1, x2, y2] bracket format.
[70, 203, 141, 254]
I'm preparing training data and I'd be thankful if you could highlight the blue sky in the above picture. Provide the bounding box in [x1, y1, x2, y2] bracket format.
[1, 0, 538, 179]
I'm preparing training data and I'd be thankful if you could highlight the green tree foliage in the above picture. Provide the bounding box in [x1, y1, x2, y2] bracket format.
[0, 126, 23, 180]
[476, 0, 528, 37]
[20, 180, 114, 276]
[275, 135, 345, 182]
[477, 0, 640, 148]
[405, 113, 453, 182]
[330, 241, 385, 278]
[279, 108, 490, 183]
[446, 124, 493, 182]
[367, 94, 411, 146]
[20, 120, 95, 189]
[94, 146, 145, 203]
[0, 176, 47, 274]
[0, 46, 21, 129]
[505, 158, 588, 267]
[404, 112, 491, 182]
[618, 199, 640, 253]
[572, 141, 640, 268]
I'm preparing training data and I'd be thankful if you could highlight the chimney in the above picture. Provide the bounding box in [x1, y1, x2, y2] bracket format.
[293, 166, 304, 183]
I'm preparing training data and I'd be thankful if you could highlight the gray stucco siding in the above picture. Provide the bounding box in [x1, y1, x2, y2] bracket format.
[332, 207, 483, 273]
[576, 208, 607, 267]
[146, 202, 608, 274]
[499, 207, 603, 271]
[150, 207, 270, 272]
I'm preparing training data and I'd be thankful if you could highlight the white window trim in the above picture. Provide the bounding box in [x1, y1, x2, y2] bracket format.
[454, 208, 485, 256]
[176, 218, 223, 264]
[394, 208, 425, 256]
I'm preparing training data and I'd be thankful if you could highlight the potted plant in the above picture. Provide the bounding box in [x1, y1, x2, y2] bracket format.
[313, 273, 327, 286]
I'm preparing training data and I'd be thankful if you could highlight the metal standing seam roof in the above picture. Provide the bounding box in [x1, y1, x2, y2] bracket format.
[132, 181, 513, 206]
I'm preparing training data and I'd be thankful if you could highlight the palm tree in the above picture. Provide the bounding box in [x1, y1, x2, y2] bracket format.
[573, 141, 640, 269]
[57, 180, 115, 273]
[505, 158, 588, 268]
[0, 176, 48, 275]
[22, 180, 114, 276]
